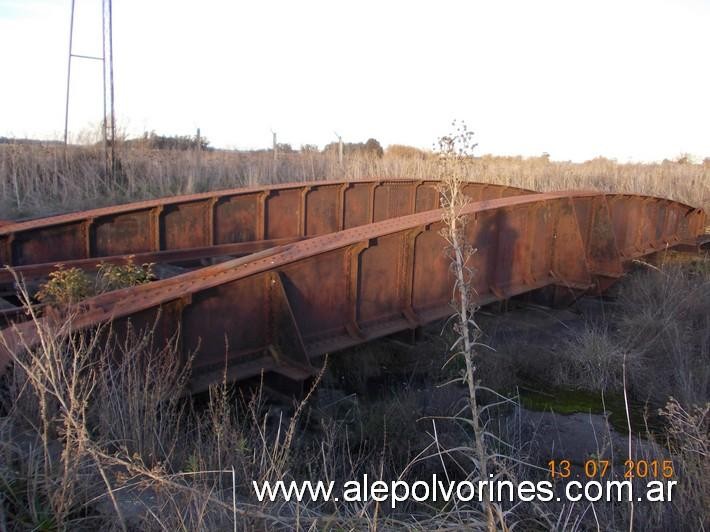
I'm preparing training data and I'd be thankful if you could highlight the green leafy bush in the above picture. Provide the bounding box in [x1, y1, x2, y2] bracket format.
[96, 257, 155, 292]
[35, 266, 93, 306]
[36, 258, 155, 306]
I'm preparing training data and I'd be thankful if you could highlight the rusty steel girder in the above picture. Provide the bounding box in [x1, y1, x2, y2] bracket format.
[0, 190, 704, 391]
[0, 237, 305, 286]
[0, 179, 533, 270]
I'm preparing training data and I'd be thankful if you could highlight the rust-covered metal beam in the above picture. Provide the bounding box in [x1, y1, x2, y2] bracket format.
[1, 190, 704, 391]
[0, 237, 304, 286]
[0, 180, 533, 268]
[604, 194, 707, 259]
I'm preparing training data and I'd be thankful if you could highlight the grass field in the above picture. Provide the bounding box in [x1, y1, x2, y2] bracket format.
[1, 142, 708, 218]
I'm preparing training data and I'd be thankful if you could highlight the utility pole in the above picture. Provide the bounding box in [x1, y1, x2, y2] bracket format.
[271, 130, 278, 179]
[63, 0, 76, 157]
[334, 131, 343, 167]
[100, 0, 108, 176]
[196, 128, 202, 172]
[107, 0, 116, 181]
[186, 127, 201, 194]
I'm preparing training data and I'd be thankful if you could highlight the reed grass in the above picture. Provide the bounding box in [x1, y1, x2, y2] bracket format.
[1, 142, 708, 218]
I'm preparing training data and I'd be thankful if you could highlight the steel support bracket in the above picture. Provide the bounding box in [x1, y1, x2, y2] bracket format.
[266, 271, 314, 372]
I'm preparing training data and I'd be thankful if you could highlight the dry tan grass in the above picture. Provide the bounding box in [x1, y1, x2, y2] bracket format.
[0, 311, 494, 530]
[1, 142, 708, 218]
[1, 261, 708, 530]
[616, 260, 710, 407]
[553, 322, 642, 393]
[1, 138, 708, 530]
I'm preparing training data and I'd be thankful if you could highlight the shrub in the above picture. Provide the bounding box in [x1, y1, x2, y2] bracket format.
[553, 323, 639, 393]
[36, 259, 155, 306]
[35, 266, 93, 306]
[616, 262, 710, 406]
[385, 144, 429, 159]
[659, 398, 709, 529]
[96, 258, 155, 292]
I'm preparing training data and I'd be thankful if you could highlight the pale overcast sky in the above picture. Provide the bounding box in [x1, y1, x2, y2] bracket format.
[0, 0, 708, 162]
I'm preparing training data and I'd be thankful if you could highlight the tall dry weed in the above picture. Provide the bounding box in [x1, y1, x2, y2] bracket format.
[1, 142, 708, 218]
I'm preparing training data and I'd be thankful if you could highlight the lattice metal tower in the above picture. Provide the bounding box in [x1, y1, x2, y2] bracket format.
[63, 0, 116, 178]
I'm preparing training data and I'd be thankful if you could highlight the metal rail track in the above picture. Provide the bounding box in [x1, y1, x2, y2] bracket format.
[0, 187, 705, 392]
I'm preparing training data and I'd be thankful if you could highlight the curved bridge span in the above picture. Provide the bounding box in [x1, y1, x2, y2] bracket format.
[0, 182, 705, 392]
[0, 179, 532, 272]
